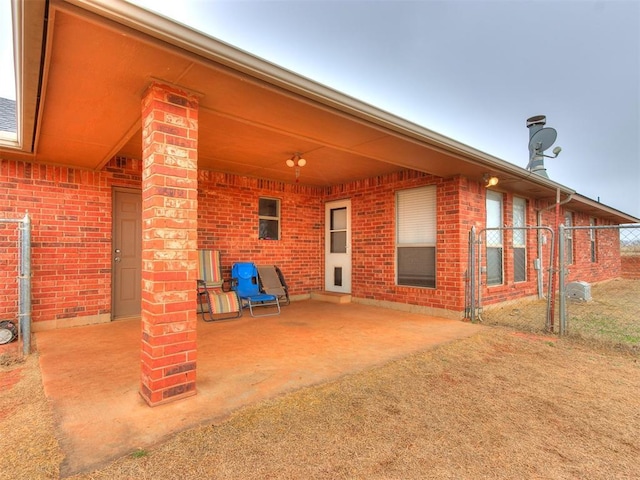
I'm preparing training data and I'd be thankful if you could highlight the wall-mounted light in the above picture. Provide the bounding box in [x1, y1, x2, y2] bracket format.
[286, 153, 307, 181]
[483, 174, 499, 188]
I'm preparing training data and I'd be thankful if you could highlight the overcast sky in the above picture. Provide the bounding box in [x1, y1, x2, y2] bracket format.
[2, 0, 639, 217]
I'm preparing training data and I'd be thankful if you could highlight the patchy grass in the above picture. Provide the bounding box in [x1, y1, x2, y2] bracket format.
[0, 351, 64, 479]
[482, 278, 640, 352]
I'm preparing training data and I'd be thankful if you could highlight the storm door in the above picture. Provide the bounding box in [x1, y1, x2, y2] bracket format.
[112, 188, 142, 318]
[325, 199, 351, 293]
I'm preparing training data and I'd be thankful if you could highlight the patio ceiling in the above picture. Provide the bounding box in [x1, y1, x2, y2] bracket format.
[6, 0, 639, 225]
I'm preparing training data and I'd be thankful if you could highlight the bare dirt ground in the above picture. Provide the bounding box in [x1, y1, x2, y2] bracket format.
[2, 323, 639, 479]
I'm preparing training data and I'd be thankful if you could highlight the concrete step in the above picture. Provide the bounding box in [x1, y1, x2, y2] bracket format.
[310, 291, 351, 304]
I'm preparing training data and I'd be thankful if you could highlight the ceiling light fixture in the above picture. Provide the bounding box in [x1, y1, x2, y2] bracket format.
[286, 153, 306, 168]
[286, 153, 307, 182]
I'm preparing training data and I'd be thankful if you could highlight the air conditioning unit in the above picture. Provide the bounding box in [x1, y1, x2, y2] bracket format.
[565, 281, 592, 301]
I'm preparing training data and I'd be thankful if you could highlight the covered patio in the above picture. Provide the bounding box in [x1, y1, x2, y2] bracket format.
[35, 300, 481, 476]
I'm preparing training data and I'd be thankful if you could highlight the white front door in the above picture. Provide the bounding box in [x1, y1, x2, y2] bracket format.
[325, 199, 351, 293]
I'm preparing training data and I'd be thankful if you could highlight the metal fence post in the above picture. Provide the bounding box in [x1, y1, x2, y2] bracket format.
[558, 223, 566, 335]
[469, 226, 476, 322]
[20, 213, 32, 355]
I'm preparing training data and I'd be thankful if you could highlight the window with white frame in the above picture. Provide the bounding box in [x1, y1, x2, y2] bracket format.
[564, 211, 573, 264]
[513, 197, 527, 282]
[486, 191, 503, 286]
[258, 197, 280, 240]
[396, 186, 436, 288]
[589, 217, 597, 263]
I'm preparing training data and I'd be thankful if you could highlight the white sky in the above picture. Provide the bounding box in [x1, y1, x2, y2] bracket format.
[0, 0, 15, 100]
[2, 0, 639, 217]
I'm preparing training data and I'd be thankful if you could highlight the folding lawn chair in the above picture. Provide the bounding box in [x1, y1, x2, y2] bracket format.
[231, 262, 281, 317]
[197, 250, 242, 322]
[257, 265, 290, 306]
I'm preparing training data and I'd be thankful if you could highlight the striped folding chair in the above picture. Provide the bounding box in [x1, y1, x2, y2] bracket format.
[197, 250, 242, 322]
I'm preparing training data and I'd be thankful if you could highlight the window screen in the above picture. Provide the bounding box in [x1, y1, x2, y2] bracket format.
[564, 212, 573, 265]
[259, 197, 280, 240]
[486, 191, 503, 286]
[513, 197, 526, 282]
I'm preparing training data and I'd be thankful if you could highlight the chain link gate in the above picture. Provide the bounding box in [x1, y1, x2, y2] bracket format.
[467, 225, 555, 330]
[558, 223, 640, 347]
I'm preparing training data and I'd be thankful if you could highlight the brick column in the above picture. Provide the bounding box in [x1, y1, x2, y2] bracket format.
[139, 83, 199, 406]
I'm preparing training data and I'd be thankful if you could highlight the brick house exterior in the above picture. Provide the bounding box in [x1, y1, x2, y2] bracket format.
[1, 155, 633, 324]
[1, 0, 638, 405]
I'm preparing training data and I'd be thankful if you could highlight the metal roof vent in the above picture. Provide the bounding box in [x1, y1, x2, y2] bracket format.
[526, 115, 561, 178]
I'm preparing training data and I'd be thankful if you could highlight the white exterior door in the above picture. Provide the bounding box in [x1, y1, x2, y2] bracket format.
[325, 199, 351, 293]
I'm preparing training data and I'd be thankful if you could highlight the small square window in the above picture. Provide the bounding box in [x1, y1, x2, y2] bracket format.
[259, 197, 280, 240]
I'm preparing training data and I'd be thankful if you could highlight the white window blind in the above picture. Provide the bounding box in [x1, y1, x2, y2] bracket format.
[397, 186, 436, 245]
[513, 197, 526, 247]
[396, 186, 437, 288]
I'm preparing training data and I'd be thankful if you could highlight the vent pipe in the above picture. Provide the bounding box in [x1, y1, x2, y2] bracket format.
[526, 115, 560, 178]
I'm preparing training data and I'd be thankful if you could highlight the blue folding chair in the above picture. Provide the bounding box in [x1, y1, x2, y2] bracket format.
[231, 262, 280, 317]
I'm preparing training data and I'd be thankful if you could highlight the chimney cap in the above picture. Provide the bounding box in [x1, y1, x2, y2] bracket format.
[526, 115, 546, 128]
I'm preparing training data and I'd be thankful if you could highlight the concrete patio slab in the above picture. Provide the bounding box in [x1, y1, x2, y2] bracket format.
[35, 300, 482, 476]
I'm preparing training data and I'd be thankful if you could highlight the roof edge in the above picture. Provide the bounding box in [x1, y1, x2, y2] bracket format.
[570, 194, 640, 225]
[61, 0, 573, 190]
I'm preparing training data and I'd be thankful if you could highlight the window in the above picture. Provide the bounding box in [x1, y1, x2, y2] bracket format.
[396, 186, 436, 288]
[589, 217, 597, 263]
[513, 197, 526, 282]
[258, 197, 280, 240]
[486, 191, 503, 286]
[329, 207, 347, 254]
[564, 212, 573, 264]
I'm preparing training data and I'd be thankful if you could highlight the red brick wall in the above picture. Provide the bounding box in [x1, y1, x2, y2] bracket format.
[325, 171, 469, 312]
[564, 212, 621, 283]
[0, 157, 140, 326]
[0, 154, 631, 326]
[479, 192, 546, 305]
[196, 172, 324, 295]
[622, 255, 640, 279]
[0, 217, 20, 323]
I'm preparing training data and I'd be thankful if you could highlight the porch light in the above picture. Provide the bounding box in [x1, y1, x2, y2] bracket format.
[286, 153, 306, 168]
[483, 174, 499, 188]
[286, 153, 307, 182]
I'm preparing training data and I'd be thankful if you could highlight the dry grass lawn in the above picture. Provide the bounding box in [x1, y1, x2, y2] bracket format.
[0, 352, 63, 479]
[482, 279, 640, 351]
[2, 324, 639, 479]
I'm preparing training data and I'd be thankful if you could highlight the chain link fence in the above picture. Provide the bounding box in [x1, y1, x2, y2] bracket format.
[559, 224, 640, 351]
[467, 226, 555, 333]
[469, 223, 640, 352]
[0, 214, 31, 355]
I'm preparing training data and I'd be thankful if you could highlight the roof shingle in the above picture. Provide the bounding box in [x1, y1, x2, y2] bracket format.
[0, 97, 17, 133]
